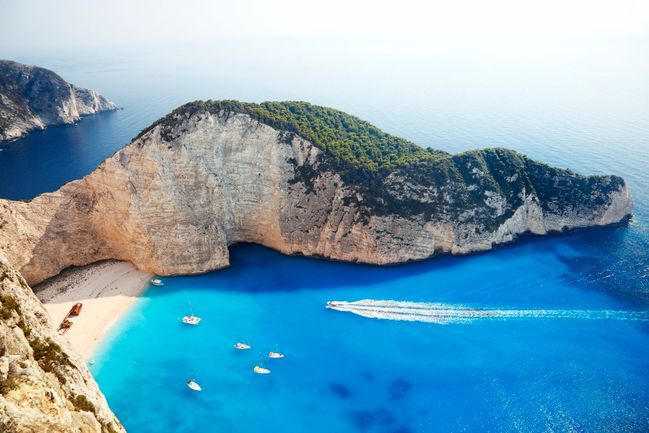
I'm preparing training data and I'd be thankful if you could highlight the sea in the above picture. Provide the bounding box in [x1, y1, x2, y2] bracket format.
[1, 37, 648, 432]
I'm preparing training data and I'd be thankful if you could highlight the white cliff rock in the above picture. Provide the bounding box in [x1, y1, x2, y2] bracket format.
[0, 252, 124, 433]
[0, 60, 116, 142]
[0, 103, 633, 285]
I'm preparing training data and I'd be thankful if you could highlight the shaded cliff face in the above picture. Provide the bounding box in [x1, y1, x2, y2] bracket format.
[0, 253, 124, 433]
[0, 60, 116, 142]
[0, 102, 632, 285]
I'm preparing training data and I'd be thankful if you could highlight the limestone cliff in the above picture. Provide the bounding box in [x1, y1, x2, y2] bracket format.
[0, 252, 124, 433]
[0, 60, 116, 142]
[0, 101, 633, 285]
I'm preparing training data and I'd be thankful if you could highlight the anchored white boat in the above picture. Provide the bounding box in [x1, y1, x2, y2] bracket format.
[268, 352, 284, 359]
[234, 342, 251, 350]
[182, 315, 201, 325]
[182, 303, 201, 325]
[253, 366, 270, 374]
[151, 278, 163, 286]
[186, 380, 202, 391]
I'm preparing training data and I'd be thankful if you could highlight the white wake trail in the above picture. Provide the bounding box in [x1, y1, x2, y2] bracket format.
[325, 300, 649, 324]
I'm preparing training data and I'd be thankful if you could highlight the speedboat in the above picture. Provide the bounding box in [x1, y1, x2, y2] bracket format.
[182, 315, 201, 325]
[186, 380, 202, 391]
[234, 342, 251, 350]
[268, 352, 284, 359]
[253, 366, 270, 374]
[151, 278, 163, 286]
[326, 301, 340, 308]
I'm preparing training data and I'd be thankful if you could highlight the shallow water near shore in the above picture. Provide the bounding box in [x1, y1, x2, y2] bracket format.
[1, 41, 649, 431]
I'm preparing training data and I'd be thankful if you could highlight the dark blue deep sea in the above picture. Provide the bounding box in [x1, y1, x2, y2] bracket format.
[1, 42, 648, 432]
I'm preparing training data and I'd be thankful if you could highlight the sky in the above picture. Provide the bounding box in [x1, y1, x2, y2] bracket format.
[1, 0, 648, 55]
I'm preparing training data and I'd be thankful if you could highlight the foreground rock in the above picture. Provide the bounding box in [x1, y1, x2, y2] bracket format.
[0, 101, 632, 285]
[0, 60, 116, 142]
[0, 252, 124, 433]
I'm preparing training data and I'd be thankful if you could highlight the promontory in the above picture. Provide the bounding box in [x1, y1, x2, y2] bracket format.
[0, 60, 116, 142]
[0, 100, 633, 285]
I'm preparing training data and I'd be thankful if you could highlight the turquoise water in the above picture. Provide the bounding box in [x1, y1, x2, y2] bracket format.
[91, 239, 649, 432]
[1, 39, 648, 431]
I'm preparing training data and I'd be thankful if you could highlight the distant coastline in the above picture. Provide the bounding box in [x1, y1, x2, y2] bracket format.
[0, 59, 116, 142]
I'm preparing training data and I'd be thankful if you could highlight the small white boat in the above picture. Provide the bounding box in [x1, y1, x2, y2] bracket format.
[268, 352, 284, 359]
[234, 342, 251, 350]
[186, 380, 202, 391]
[182, 315, 201, 325]
[151, 278, 163, 286]
[253, 366, 270, 374]
[182, 303, 201, 325]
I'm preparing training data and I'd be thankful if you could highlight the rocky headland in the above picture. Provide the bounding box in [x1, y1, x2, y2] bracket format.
[0, 100, 633, 285]
[0, 60, 116, 142]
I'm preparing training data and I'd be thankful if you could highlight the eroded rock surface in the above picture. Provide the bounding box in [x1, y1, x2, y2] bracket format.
[0, 252, 124, 433]
[0, 104, 632, 285]
[0, 60, 116, 142]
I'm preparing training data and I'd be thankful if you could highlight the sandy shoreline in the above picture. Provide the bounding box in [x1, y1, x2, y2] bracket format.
[34, 260, 153, 359]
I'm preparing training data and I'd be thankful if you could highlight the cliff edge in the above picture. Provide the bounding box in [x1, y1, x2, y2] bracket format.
[0, 252, 125, 433]
[0, 101, 632, 285]
[0, 60, 116, 142]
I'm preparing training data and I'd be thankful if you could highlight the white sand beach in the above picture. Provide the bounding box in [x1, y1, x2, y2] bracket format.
[34, 261, 153, 359]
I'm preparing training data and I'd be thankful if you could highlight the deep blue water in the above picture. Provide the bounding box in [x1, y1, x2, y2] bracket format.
[1, 40, 649, 432]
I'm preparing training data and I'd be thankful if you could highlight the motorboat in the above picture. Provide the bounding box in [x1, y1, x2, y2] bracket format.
[268, 352, 284, 359]
[326, 301, 340, 308]
[186, 380, 202, 391]
[234, 342, 251, 350]
[151, 278, 163, 286]
[253, 366, 270, 374]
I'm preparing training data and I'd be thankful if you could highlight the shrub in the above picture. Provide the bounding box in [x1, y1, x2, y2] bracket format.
[31, 337, 72, 373]
[71, 394, 96, 414]
[0, 295, 18, 320]
[17, 319, 31, 338]
[0, 376, 17, 395]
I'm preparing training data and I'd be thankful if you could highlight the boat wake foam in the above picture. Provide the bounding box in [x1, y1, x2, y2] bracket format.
[326, 300, 649, 324]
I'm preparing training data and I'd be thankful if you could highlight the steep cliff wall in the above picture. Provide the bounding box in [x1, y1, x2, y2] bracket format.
[0, 60, 116, 142]
[0, 102, 632, 285]
[0, 252, 124, 433]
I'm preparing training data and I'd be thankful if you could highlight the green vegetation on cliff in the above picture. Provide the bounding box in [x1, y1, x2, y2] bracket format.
[136, 100, 448, 171]
[137, 100, 626, 229]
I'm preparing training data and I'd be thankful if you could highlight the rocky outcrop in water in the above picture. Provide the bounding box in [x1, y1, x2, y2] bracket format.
[0, 60, 116, 142]
[0, 252, 124, 433]
[0, 101, 633, 285]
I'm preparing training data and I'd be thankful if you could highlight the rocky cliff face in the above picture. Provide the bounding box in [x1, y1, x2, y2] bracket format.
[0, 252, 124, 433]
[0, 60, 116, 142]
[0, 102, 633, 285]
